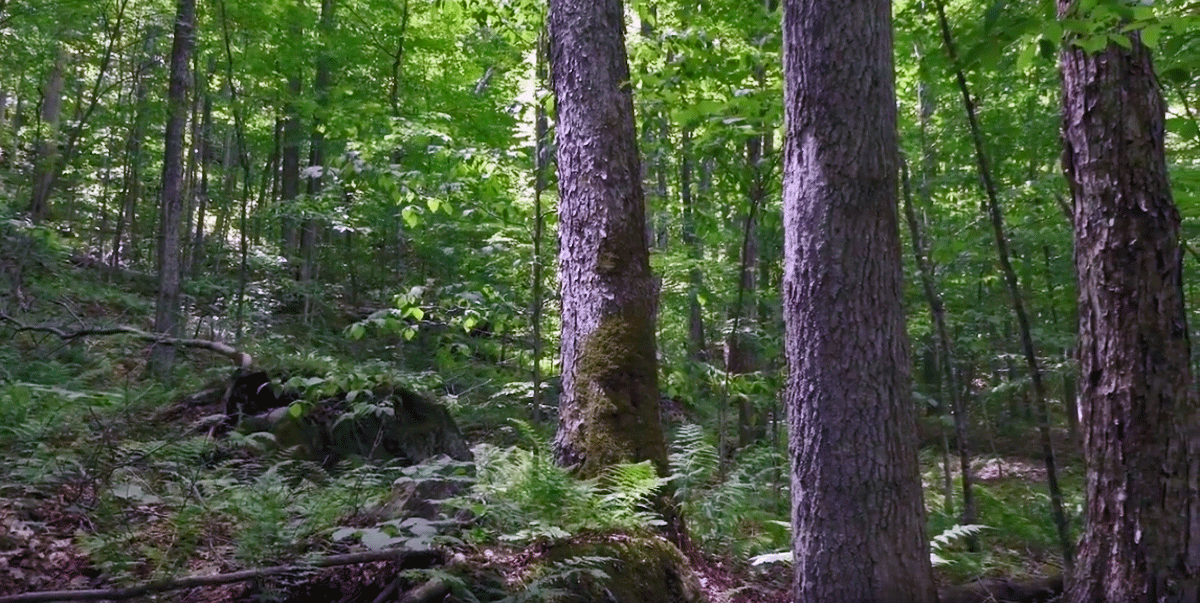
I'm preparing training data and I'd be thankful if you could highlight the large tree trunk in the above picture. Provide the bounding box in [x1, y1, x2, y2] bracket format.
[150, 0, 195, 379]
[1060, 17, 1200, 603]
[781, 0, 935, 601]
[548, 0, 669, 489]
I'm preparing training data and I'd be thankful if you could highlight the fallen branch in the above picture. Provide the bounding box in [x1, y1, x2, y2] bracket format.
[0, 549, 444, 603]
[0, 313, 252, 368]
[400, 579, 450, 603]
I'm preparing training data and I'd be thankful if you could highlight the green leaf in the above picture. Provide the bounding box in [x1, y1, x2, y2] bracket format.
[427, 198, 443, 213]
[288, 403, 304, 419]
[349, 323, 365, 340]
[402, 207, 421, 228]
[1018, 38, 1039, 71]
[1139, 24, 1162, 48]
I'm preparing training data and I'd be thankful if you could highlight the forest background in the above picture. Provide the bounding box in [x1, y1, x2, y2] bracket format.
[0, 0, 1198, 600]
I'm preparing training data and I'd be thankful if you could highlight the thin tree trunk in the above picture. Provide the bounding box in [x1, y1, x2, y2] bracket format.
[530, 24, 549, 422]
[191, 66, 213, 276]
[933, 0, 1074, 571]
[150, 0, 196, 379]
[901, 156, 977, 548]
[389, 0, 409, 117]
[300, 0, 335, 320]
[281, 2, 303, 265]
[182, 53, 204, 277]
[111, 28, 157, 271]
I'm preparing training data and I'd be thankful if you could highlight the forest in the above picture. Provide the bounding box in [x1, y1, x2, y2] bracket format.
[0, 0, 1198, 601]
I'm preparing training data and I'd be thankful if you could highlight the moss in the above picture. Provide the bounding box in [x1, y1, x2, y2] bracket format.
[571, 308, 666, 479]
[526, 532, 706, 603]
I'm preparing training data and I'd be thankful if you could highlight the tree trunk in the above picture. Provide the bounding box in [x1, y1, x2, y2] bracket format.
[679, 128, 706, 364]
[29, 47, 67, 223]
[150, 0, 195, 379]
[1060, 17, 1200, 603]
[112, 28, 157, 271]
[530, 25, 550, 423]
[933, 0, 1074, 569]
[281, 1, 303, 265]
[191, 63, 213, 277]
[300, 0, 335, 319]
[901, 156, 977, 549]
[781, 0, 935, 601]
[548, 0, 671, 511]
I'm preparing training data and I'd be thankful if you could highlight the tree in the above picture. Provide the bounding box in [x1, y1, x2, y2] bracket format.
[547, 0, 669, 483]
[1060, 12, 1200, 602]
[150, 0, 195, 378]
[780, 0, 935, 600]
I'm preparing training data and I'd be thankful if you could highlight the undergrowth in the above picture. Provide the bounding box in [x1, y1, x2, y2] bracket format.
[456, 420, 666, 544]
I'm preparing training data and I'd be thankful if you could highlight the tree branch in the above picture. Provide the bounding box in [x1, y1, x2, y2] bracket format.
[0, 549, 444, 603]
[0, 313, 252, 368]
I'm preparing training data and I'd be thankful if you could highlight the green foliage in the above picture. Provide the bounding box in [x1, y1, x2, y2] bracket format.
[930, 524, 990, 568]
[455, 420, 666, 544]
[669, 424, 789, 559]
[498, 556, 612, 603]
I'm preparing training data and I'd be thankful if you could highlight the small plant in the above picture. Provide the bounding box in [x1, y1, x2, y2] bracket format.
[929, 524, 989, 567]
[454, 419, 666, 544]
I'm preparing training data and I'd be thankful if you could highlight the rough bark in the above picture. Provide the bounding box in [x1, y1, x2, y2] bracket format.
[548, 0, 669, 484]
[781, 0, 935, 601]
[1060, 18, 1200, 603]
[150, 0, 195, 379]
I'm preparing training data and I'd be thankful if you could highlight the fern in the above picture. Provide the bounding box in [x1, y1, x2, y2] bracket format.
[749, 523, 991, 568]
[668, 423, 717, 503]
[501, 556, 613, 603]
[598, 461, 667, 527]
[460, 436, 668, 543]
[929, 523, 989, 567]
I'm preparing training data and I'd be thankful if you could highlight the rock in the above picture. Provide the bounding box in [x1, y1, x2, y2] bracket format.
[232, 384, 472, 468]
[523, 533, 707, 603]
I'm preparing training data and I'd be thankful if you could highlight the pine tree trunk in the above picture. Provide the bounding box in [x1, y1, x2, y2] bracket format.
[781, 0, 935, 600]
[150, 0, 195, 379]
[1060, 18, 1200, 602]
[548, 0, 670, 505]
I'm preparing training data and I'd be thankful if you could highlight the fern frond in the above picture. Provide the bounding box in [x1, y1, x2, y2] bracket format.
[931, 523, 989, 550]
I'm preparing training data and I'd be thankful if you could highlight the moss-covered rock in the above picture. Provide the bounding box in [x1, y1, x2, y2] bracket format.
[519, 533, 706, 603]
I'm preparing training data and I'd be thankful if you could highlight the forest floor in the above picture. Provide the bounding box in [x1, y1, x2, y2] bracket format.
[0, 262, 1073, 602]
